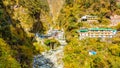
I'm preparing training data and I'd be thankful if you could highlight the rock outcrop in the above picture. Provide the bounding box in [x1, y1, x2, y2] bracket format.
[47, 0, 65, 23]
[33, 46, 64, 68]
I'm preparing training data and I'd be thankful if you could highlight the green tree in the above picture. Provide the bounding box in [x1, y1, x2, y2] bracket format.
[0, 38, 21, 68]
[44, 38, 60, 49]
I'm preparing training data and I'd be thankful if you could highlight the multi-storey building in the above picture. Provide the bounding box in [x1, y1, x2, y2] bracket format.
[110, 15, 120, 26]
[78, 28, 117, 39]
[35, 28, 67, 44]
[78, 15, 98, 22]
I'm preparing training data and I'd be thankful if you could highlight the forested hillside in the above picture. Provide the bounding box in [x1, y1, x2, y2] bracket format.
[57, 0, 120, 44]
[0, 0, 50, 68]
[47, 0, 65, 24]
[1, 0, 120, 68]
[56, 0, 120, 68]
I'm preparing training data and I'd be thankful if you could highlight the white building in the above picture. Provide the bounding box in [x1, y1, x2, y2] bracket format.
[110, 15, 120, 26]
[78, 15, 98, 22]
[78, 28, 117, 39]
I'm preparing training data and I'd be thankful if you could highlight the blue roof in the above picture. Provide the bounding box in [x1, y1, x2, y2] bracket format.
[89, 51, 97, 55]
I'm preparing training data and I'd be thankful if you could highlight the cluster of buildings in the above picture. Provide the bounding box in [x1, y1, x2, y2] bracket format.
[39, 29, 65, 40]
[36, 15, 118, 42]
[36, 28, 67, 45]
[78, 15, 98, 23]
[77, 15, 118, 39]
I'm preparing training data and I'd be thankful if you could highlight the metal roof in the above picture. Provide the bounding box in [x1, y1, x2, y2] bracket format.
[79, 28, 116, 32]
[89, 28, 115, 31]
[79, 29, 88, 32]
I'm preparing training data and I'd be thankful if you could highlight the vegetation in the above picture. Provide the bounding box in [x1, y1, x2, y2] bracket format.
[33, 42, 49, 54]
[0, 0, 50, 68]
[59, 0, 120, 68]
[57, 0, 120, 30]
[64, 38, 120, 68]
[44, 38, 60, 49]
[0, 38, 21, 68]
[1, 0, 120, 68]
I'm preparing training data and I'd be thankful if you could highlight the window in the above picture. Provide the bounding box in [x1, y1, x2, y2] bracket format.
[86, 34, 88, 36]
[103, 36, 106, 37]
[96, 33, 98, 34]
[98, 35, 101, 37]
[93, 35, 96, 37]
[108, 33, 110, 35]
[91, 33, 93, 34]
[110, 36, 112, 38]
[101, 33, 104, 35]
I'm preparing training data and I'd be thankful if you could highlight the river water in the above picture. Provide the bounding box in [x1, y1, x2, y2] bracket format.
[33, 45, 64, 68]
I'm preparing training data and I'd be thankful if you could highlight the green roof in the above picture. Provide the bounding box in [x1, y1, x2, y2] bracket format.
[89, 28, 115, 31]
[79, 29, 88, 32]
[79, 28, 116, 32]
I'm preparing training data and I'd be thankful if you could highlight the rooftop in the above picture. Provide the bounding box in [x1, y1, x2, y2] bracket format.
[79, 29, 88, 32]
[79, 28, 116, 32]
[89, 28, 115, 31]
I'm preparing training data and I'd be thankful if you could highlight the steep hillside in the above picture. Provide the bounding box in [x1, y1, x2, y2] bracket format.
[56, 0, 120, 68]
[1, 0, 120, 68]
[56, 0, 120, 41]
[0, 0, 50, 68]
[57, 0, 120, 28]
[47, 0, 65, 24]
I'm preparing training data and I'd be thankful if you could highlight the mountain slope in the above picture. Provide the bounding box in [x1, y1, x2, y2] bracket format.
[0, 0, 50, 68]
[47, 0, 65, 24]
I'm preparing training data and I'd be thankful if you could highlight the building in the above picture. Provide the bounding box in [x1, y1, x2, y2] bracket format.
[110, 15, 120, 26]
[47, 29, 65, 40]
[78, 15, 98, 22]
[89, 50, 97, 55]
[35, 28, 66, 41]
[78, 28, 117, 39]
[36, 29, 67, 45]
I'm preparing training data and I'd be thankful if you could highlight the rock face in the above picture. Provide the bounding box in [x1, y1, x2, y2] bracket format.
[33, 55, 54, 68]
[34, 28, 67, 68]
[33, 46, 64, 68]
[47, 0, 65, 23]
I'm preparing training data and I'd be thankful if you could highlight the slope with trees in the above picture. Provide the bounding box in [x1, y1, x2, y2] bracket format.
[0, 0, 50, 68]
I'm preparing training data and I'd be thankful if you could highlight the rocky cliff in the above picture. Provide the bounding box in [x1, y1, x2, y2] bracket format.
[47, 0, 65, 23]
